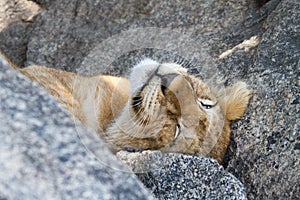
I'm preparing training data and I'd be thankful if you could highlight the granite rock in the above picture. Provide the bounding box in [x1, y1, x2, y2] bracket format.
[0, 0, 41, 67]
[23, 0, 270, 73]
[0, 54, 153, 199]
[117, 151, 247, 199]
[225, 1, 300, 199]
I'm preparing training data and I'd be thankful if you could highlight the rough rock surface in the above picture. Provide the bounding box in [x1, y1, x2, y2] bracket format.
[0, 0, 41, 67]
[226, 1, 300, 199]
[0, 55, 153, 199]
[117, 151, 246, 199]
[7, 0, 272, 73]
[0, 0, 299, 199]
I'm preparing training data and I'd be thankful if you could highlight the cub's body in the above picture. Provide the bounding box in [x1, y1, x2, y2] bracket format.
[1, 52, 252, 163]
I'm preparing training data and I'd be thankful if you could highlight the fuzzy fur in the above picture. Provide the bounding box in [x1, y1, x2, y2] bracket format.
[1, 52, 252, 164]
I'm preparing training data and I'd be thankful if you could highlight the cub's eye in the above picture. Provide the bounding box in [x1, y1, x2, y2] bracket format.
[197, 99, 216, 109]
[174, 124, 180, 140]
[201, 102, 212, 109]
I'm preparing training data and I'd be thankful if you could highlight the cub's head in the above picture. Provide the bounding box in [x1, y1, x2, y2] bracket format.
[109, 59, 252, 162]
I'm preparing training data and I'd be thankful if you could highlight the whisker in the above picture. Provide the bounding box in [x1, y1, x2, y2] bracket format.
[124, 99, 150, 137]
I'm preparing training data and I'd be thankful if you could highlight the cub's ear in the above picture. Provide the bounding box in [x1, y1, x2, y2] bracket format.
[217, 81, 252, 121]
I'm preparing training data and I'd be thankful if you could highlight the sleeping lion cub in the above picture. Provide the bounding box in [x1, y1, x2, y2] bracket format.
[2, 52, 252, 163]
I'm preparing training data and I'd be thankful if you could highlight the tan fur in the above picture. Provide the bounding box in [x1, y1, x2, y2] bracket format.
[21, 65, 130, 135]
[1, 52, 252, 164]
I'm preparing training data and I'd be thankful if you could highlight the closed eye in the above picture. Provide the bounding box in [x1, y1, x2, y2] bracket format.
[201, 102, 212, 109]
[197, 99, 216, 109]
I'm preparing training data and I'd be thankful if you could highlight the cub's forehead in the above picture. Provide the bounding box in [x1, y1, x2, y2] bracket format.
[194, 79, 217, 102]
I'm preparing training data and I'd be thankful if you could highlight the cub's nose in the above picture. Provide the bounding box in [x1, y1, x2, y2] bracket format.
[160, 73, 179, 95]
[154, 63, 186, 95]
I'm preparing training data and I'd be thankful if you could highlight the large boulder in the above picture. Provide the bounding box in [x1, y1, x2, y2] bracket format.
[24, 0, 270, 73]
[0, 53, 153, 199]
[226, 1, 300, 198]
[117, 151, 246, 199]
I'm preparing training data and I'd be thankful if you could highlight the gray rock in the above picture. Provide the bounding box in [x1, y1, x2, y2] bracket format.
[0, 55, 153, 199]
[30, 0, 53, 8]
[0, 0, 41, 67]
[117, 151, 247, 200]
[226, 1, 300, 199]
[25, 0, 269, 73]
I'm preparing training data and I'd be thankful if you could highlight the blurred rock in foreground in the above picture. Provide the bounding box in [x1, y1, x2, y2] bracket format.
[0, 56, 153, 200]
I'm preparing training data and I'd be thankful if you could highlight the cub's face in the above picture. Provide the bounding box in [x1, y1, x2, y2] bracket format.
[126, 59, 225, 155]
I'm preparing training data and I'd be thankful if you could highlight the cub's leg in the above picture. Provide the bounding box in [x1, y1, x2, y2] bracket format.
[20, 65, 130, 133]
[0, 50, 131, 134]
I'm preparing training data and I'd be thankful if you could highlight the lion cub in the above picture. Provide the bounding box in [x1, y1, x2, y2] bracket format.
[1, 52, 252, 163]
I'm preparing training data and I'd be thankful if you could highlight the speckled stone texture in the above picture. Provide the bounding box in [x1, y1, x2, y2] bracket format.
[24, 0, 269, 72]
[226, 1, 300, 199]
[0, 0, 41, 67]
[0, 0, 299, 199]
[117, 151, 247, 199]
[0, 56, 153, 199]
